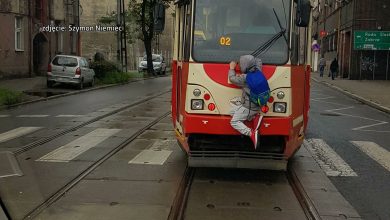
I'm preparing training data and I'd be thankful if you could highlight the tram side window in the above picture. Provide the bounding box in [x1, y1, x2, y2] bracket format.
[291, 3, 299, 65]
[178, 3, 192, 61]
[291, 2, 308, 65]
[178, 7, 184, 60]
[184, 4, 192, 61]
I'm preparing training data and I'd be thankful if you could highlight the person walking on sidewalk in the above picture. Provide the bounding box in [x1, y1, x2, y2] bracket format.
[330, 58, 339, 80]
[318, 56, 326, 77]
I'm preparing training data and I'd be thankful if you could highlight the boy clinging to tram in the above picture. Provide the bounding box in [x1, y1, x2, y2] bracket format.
[228, 55, 270, 149]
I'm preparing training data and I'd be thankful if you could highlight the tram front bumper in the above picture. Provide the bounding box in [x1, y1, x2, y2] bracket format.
[188, 151, 288, 170]
[183, 114, 292, 136]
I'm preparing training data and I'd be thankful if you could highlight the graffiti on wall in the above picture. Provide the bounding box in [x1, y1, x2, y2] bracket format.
[360, 56, 378, 72]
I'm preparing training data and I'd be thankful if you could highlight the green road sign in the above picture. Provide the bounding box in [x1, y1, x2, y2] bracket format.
[354, 31, 390, 50]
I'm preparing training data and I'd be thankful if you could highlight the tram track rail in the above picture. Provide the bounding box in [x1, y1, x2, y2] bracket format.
[22, 109, 171, 219]
[167, 165, 321, 220]
[287, 166, 321, 220]
[13, 90, 171, 156]
[168, 166, 195, 220]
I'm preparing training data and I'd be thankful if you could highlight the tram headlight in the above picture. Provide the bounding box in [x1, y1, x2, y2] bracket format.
[273, 102, 287, 113]
[191, 99, 204, 110]
[277, 91, 285, 99]
[193, 89, 201, 97]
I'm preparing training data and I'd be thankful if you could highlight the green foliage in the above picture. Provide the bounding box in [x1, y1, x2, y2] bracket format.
[97, 72, 131, 84]
[98, 11, 117, 24]
[97, 0, 172, 44]
[0, 88, 23, 106]
[97, 0, 173, 73]
[90, 60, 120, 79]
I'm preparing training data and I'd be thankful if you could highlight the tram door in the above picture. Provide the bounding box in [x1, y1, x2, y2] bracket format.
[175, 2, 192, 132]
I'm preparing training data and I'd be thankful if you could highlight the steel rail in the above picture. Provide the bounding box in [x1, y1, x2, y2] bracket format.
[167, 166, 195, 220]
[23, 111, 171, 219]
[287, 165, 322, 220]
[13, 89, 171, 155]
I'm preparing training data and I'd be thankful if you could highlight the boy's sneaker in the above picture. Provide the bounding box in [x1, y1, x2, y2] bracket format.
[252, 115, 263, 131]
[250, 129, 259, 149]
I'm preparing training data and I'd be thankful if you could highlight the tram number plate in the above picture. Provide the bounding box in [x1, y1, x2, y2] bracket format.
[219, 36, 231, 46]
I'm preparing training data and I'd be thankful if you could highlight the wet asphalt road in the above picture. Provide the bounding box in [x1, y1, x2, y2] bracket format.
[0, 76, 175, 219]
[1, 76, 389, 219]
[307, 81, 390, 220]
[0, 77, 171, 151]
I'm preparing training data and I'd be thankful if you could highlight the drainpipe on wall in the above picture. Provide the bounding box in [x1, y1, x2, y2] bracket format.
[28, 0, 32, 77]
[352, 0, 357, 80]
[47, 0, 52, 63]
[77, 0, 81, 56]
[337, 3, 341, 78]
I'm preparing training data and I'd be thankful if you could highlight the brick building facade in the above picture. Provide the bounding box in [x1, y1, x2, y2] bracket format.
[0, 0, 80, 78]
[312, 0, 390, 80]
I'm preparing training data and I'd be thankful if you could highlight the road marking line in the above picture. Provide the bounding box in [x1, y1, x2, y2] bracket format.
[0, 115, 10, 118]
[310, 99, 347, 107]
[37, 128, 121, 162]
[327, 107, 389, 132]
[55, 115, 84, 117]
[311, 96, 335, 101]
[129, 140, 174, 165]
[17, 115, 50, 118]
[129, 149, 172, 165]
[0, 127, 42, 143]
[351, 141, 390, 172]
[305, 139, 358, 176]
[351, 121, 389, 132]
[314, 98, 390, 133]
[326, 106, 354, 112]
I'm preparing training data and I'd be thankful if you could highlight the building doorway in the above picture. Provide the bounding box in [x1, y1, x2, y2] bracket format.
[33, 33, 49, 75]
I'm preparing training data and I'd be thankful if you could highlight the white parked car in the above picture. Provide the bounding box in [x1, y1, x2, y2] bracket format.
[47, 55, 95, 89]
[138, 54, 167, 75]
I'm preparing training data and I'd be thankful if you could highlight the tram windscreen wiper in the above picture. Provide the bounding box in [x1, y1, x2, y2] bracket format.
[251, 8, 288, 57]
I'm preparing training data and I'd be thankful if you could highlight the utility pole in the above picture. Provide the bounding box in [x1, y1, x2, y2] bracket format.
[76, 0, 81, 56]
[117, 0, 128, 72]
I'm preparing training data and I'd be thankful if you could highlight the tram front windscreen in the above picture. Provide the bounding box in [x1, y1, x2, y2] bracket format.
[192, 0, 291, 65]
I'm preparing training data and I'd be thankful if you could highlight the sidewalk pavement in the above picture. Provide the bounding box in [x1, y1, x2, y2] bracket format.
[311, 72, 390, 114]
[0, 77, 48, 105]
[0, 73, 165, 109]
[0, 77, 46, 92]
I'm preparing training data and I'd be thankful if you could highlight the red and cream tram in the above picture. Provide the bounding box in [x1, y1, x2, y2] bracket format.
[171, 0, 312, 169]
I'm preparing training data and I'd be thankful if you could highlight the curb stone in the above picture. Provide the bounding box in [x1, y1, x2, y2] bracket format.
[291, 141, 362, 220]
[311, 77, 390, 114]
[0, 75, 169, 111]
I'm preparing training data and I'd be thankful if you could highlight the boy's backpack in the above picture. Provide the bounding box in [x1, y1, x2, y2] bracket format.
[246, 70, 270, 106]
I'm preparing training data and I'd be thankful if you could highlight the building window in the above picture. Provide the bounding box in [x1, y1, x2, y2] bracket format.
[15, 17, 24, 51]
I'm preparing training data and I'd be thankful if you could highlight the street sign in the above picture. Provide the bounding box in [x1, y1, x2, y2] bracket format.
[320, 30, 327, 37]
[354, 31, 390, 50]
[312, 43, 320, 52]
